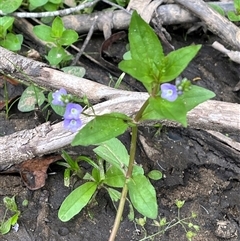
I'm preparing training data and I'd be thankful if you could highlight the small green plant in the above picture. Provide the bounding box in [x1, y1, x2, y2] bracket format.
[58, 138, 162, 222]
[28, 0, 63, 12]
[210, 0, 240, 21]
[138, 200, 200, 241]
[33, 16, 78, 66]
[0, 196, 20, 235]
[227, 0, 240, 21]
[57, 150, 84, 187]
[0, 16, 23, 51]
[47, 11, 216, 241]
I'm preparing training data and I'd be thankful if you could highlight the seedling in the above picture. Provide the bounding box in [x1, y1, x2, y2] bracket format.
[0, 16, 23, 51]
[138, 200, 200, 241]
[33, 16, 78, 66]
[58, 138, 162, 222]
[0, 196, 20, 235]
[209, 0, 240, 21]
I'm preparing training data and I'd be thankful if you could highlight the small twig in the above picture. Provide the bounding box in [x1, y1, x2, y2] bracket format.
[101, 0, 131, 14]
[0, 0, 100, 18]
[71, 16, 98, 65]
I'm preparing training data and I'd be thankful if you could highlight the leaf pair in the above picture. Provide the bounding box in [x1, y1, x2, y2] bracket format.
[33, 16, 78, 66]
[119, 11, 201, 92]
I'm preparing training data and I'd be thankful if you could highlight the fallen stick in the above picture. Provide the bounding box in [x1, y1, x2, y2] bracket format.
[173, 0, 240, 50]
[0, 46, 239, 170]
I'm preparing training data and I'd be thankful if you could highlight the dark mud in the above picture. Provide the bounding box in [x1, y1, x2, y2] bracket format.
[0, 24, 240, 241]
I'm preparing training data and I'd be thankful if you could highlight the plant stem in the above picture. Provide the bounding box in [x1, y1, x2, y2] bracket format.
[108, 98, 149, 241]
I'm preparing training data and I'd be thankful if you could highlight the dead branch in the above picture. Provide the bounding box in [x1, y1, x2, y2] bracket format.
[173, 0, 240, 50]
[61, 2, 236, 45]
[0, 46, 239, 170]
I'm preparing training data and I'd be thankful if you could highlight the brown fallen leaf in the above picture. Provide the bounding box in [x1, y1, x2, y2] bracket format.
[19, 155, 62, 190]
[0, 155, 62, 190]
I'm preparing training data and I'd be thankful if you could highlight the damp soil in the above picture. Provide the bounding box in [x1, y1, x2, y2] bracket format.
[0, 23, 240, 241]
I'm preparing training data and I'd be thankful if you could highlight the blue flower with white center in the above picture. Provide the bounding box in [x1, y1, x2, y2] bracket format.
[63, 118, 82, 132]
[52, 88, 67, 106]
[160, 83, 178, 102]
[64, 103, 83, 120]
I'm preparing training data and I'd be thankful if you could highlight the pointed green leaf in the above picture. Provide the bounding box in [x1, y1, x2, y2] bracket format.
[145, 97, 188, 126]
[104, 166, 125, 187]
[160, 45, 201, 82]
[107, 187, 121, 202]
[179, 85, 215, 111]
[119, 59, 155, 86]
[58, 182, 97, 222]
[72, 114, 129, 146]
[142, 85, 215, 125]
[129, 11, 164, 65]
[51, 16, 64, 38]
[93, 138, 129, 169]
[128, 174, 158, 219]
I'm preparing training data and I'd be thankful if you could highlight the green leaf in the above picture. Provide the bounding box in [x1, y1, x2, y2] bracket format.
[127, 174, 158, 219]
[93, 138, 129, 170]
[119, 59, 155, 86]
[58, 29, 78, 46]
[227, 11, 240, 21]
[178, 85, 215, 111]
[33, 25, 55, 42]
[72, 114, 129, 146]
[58, 182, 97, 222]
[92, 167, 101, 183]
[18, 85, 45, 112]
[104, 166, 125, 187]
[49, 0, 62, 3]
[61, 66, 86, 78]
[106, 187, 121, 202]
[234, 0, 240, 13]
[148, 170, 162, 180]
[142, 85, 215, 126]
[48, 92, 65, 116]
[45, 46, 69, 66]
[208, 3, 225, 16]
[160, 45, 201, 82]
[3, 196, 18, 212]
[0, 33, 22, 51]
[145, 96, 188, 126]
[51, 16, 64, 38]
[0, 217, 12, 235]
[29, 0, 48, 8]
[0, 17, 14, 33]
[0, 0, 22, 14]
[129, 11, 164, 66]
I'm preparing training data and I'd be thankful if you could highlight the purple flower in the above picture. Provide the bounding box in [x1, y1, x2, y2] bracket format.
[52, 88, 67, 106]
[64, 103, 83, 119]
[160, 83, 178, 102]
[63, 118, 82, 132]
